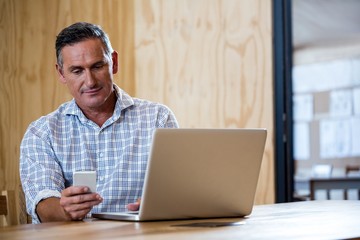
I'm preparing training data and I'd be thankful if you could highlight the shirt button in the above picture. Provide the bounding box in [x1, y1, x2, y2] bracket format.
[99, 152, 104, 158]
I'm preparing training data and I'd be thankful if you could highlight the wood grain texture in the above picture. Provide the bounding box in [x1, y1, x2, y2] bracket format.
[0, 0, 135, 225]
[0, 0, 273, 225]
[134, 0, 274, 204]
[1, 201, 360, 239]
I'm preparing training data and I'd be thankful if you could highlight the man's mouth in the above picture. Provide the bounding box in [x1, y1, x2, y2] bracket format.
[83, 87, 102, 95]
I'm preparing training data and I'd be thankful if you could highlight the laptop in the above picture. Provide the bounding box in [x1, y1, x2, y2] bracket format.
[92, 128, 267, 221]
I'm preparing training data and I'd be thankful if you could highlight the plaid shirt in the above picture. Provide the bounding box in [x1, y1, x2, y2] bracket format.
[20, 85, 179, 223]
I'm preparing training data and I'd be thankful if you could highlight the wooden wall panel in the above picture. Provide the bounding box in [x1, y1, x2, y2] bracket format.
[0, 0, 273, 225]
[0, 0, 135, 225]
[134, 0, 274, 204]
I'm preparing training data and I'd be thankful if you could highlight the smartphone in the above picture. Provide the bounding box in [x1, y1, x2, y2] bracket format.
[73, 171, 97, 193]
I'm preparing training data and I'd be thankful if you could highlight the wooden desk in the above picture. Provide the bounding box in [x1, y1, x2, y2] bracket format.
[1, 201, 360, 239]
[310, 177, 360, 200]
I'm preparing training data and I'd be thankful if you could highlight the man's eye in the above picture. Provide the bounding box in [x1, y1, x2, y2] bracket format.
[93, 64, 104, 70]
[72, 69, 82, 74]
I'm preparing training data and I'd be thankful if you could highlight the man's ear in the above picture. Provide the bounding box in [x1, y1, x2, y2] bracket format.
[56, 64, 66, 84]
[111, 51, 119, 74]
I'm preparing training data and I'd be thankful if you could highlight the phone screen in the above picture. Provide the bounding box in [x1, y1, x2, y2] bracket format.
[73, 171, 97, 193]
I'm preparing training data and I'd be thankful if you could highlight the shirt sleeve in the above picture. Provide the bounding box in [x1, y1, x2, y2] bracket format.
[19, 122, 65, 224]
[157, 105, 180, 128]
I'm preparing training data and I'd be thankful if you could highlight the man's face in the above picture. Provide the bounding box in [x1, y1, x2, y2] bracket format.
[56, 38, 118, 112]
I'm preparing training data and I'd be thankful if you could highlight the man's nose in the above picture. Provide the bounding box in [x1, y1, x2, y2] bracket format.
[84, 69, 96, 86]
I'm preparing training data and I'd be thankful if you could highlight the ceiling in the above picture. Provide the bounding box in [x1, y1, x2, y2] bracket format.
[292, 0, 360, 50]
[292, 0, 360, 64]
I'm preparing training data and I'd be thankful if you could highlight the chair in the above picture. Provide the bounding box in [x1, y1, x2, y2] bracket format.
[310, 164, 333, 200]
[0, 193, 10, 227]
[0, 195, 7, 215]
[0, 187, 32, 227]
[344, 165, 360, 199]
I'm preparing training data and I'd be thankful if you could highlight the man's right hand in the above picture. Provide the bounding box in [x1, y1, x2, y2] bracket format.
[36, 186, 103, 222]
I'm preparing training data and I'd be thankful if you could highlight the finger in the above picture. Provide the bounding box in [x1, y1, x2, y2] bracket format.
[62, 186, 90, 197]
[61, 198, 102, 219]
[59, 193, 102, 219]
[127, 202, 140, 211]
[60, 194, 102, 209]
[62, 186, 102, 203]
[71, 193, 102, 204]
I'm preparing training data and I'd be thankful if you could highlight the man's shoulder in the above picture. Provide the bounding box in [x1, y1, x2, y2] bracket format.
[28, 101, 73, 130]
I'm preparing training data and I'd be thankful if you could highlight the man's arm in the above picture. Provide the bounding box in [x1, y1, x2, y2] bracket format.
[36, 186, 103, 222]
[36, 197, 71, 222]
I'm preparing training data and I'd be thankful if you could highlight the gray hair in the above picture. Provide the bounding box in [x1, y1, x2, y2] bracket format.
[55, 22, 113, 69]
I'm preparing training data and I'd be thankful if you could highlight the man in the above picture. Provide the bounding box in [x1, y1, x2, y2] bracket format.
[20, 22, 179, 223]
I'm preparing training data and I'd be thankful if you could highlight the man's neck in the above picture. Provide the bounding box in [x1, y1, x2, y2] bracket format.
[81, 92, 117, 127]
